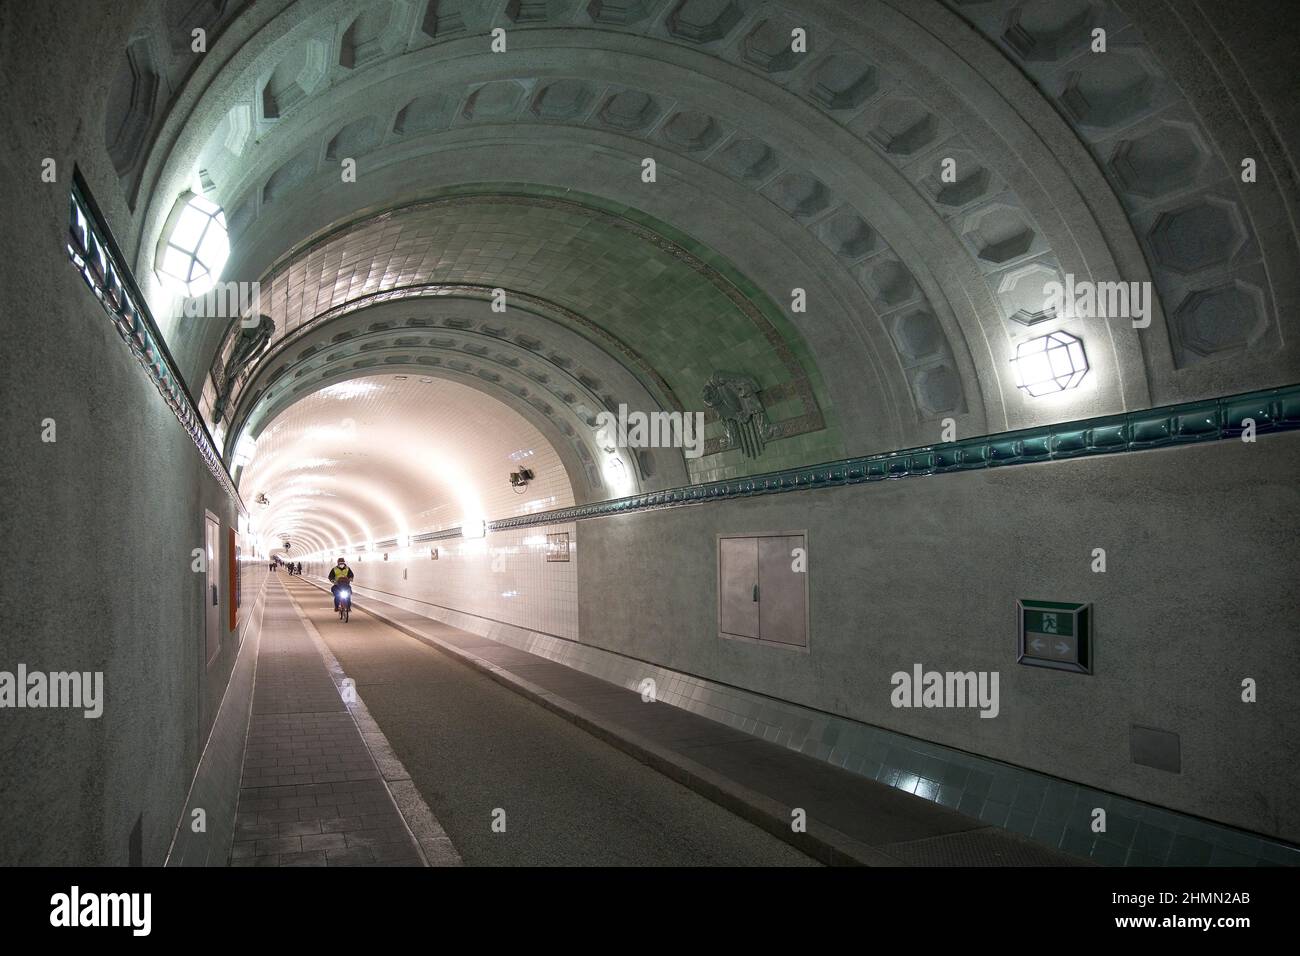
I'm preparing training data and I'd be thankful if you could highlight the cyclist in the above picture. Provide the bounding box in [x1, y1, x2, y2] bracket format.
[328, 557, 354, 611]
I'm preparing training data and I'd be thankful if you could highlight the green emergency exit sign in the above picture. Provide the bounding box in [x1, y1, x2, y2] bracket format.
[1017, 599, 1091, 674]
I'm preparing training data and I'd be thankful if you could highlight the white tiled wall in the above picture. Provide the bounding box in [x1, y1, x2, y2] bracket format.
[409, 439, 573, 534]
[310, 521, 578, 640]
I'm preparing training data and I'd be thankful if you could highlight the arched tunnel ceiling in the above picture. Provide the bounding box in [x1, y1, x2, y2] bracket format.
[220, 190, 836, 484]
[121, 0, 1300, 489]
[228, 287, 693, 501]
[240, 372, 577, 556]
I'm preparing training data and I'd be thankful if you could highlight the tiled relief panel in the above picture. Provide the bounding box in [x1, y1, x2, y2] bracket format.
[314, 522, 578, 640]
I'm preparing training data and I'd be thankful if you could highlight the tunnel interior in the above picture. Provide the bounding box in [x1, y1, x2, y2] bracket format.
[3, 0, 1300, 878]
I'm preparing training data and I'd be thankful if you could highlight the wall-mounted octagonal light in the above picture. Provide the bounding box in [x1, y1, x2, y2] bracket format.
[155, 191, 230, 297]
[1011, 331, 1089, 397]
[232, 434, 257, 470]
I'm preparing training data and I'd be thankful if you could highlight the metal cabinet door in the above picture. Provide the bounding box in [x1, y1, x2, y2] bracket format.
[205, 513, 221, 664]
[719, 536, 760, 639]
[758, 535, 807, 647]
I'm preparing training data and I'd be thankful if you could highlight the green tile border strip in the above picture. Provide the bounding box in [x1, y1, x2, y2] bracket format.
[487, 383, 1300, 532]
[66, 170, 244, 511]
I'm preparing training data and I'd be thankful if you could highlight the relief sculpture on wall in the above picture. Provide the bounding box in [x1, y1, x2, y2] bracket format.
[702, 371, 772, 460]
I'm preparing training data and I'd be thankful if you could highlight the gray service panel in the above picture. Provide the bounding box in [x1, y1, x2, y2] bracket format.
[718, 532, 808, 649]
[758, 535, 807, 647]
[719, 536, 760, 640]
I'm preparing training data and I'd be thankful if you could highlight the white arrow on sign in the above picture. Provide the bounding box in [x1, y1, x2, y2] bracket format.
[1030, 638, 1044, 651]
[1056, 641, 1070, 654]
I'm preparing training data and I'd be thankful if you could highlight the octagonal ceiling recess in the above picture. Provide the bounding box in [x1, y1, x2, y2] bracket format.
[119, 0, 1297, 488]
[241, 373, 576, 557]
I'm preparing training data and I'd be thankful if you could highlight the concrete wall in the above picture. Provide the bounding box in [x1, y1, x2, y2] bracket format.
[0, 256, 267, 865]
[577, 433, 1300, 843]
[0, 0, 264, 865]
[167, 559, 271, 866]
[0, 271, 266, 865]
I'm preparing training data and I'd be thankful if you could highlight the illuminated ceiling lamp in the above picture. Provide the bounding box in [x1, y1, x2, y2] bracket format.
[232, 434, 257, 470]
[155, 190, 230, 298]
[1011, 331, 1089, 398]
[602, 453, 634, 498]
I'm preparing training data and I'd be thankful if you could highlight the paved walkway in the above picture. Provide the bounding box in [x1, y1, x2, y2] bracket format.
[230, 581, 425, 866]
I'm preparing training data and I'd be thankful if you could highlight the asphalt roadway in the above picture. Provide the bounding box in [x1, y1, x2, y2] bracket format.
[283, 577, 817, 866]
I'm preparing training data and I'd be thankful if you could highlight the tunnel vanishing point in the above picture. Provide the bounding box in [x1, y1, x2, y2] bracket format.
[1, 0, 1299, 873]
